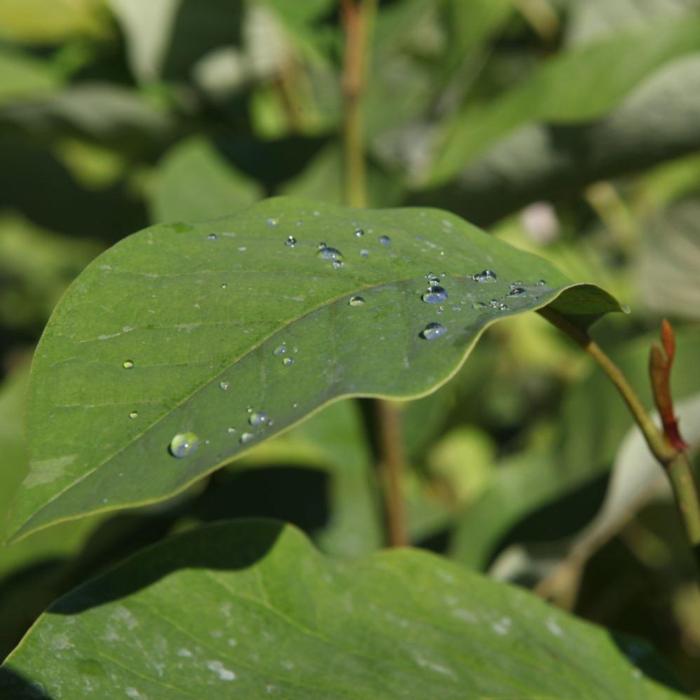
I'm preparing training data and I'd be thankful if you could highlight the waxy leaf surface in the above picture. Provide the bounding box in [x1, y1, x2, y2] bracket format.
[11, 198, 620, 539]
[0, 521, 685, 699]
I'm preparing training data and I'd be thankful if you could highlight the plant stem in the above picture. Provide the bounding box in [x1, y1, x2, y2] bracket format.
[340, 0, 408, 546]
[539, 307, 700, 563]
[375, 399, 410, 547]
[667, 452, 700, 552]
[341, 0, 375, 208]
[538, 307, 675, 465]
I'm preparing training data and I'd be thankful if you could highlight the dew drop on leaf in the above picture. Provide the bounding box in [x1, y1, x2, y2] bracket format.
[285, 235, 296, 248]
[239, 432, 254, 444]
[273, 343, 287, 356]
[420, 322, 447, 340]
[354, 228, 364, 237]
[122, 360, 134, 369]
[207, 233, 218, 241]
[219, 381, 230, 391]
[169, 432, 200, 458]
[473, 269, 497, 282]
[248, 411, 270, 427]
[379, 235, 391, 246]
[129, 411, 138, 419]
[349, 295, 365, 307]
[421, 286, 448, 304]
[360, 249, 369, 258]
[282, 357, 294, 367]
[317, 243, 344, 263]
[507, 285, 526, 297]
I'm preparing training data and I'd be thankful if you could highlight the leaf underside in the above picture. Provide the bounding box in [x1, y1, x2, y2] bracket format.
[10, 197, 620, 540]
[0, 521, 683, 699]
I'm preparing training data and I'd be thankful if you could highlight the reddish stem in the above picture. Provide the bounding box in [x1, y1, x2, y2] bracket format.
[649, 319, 688, 452]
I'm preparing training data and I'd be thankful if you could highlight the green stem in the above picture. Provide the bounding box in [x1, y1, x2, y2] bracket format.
[539, 307, 675, 465]
[539, 307, 700, 562]
[668, 452, 700, 553]
[340, 0, 407, 547]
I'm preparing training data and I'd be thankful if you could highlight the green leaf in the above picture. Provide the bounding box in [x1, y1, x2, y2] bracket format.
[108, 0, 244, 83]
[427, 17, 700, 186]
[0, 520, 687, 699]
[228, 399, 382, 557]
[0, 0, 108, 43]
[9, 197, 620, 541]
[150, 137, 263, 224]
[0, 48, 60, 105]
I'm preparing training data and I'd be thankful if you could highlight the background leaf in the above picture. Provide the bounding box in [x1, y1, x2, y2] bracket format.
[0, 520, 687, 699]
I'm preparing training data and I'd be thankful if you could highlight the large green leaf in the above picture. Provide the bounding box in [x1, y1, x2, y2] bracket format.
[427, 17, 700, 186]
[0, 520, 687, 699]
[8, 197, 620, 540]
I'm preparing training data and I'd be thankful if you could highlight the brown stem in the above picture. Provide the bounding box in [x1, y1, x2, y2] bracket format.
[341, 0, 375, 208]
[375, 400, 409, 547]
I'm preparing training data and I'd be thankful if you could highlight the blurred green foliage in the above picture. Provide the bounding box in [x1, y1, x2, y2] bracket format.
[1, 0, 700, 693]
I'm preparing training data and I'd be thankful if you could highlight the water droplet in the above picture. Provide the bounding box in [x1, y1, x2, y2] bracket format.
[317, 243, 344, 263]
[219, 381, 230, 391]
[273, 343, 287, 356]
[169, 432, 200, 458]
[473, 269, 497, 282]
[221, 282, 228, 289]
[421, 286, 448, 304]
[425, 272, 440, 284]
[360, 249, 369, 258]
[473, 301, 488, 309]
[285, 235, 296, 248]
[488, 299, 508, 311]
[379, 235, 391, 246]
[282, 357, 294, 367]
[332, 259, 344, 269]
[353, 229, 364, 239]
[507, 285, 526, 297]
[248, 411, 270, 427]
[267, 217, 279, 228]
[129, 411, 138, 419]
[227, 427, 237, 434]
[349, 295, 365, 307]
[122, 360, 134, 369]
[239, 432, 254, 445]
[537, 279, 547, 286]
[420, 322, 447, 340]
[207, 233, 218, 241]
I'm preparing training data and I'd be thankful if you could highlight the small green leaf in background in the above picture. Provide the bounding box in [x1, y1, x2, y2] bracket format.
[9, 198, 619, 541]
[0, 521, 686, 699]
[427, 17, 700, 185]
[150, 136, 263, 224]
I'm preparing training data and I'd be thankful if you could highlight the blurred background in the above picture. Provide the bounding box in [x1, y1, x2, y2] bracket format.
[1, 0, 700, 692]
